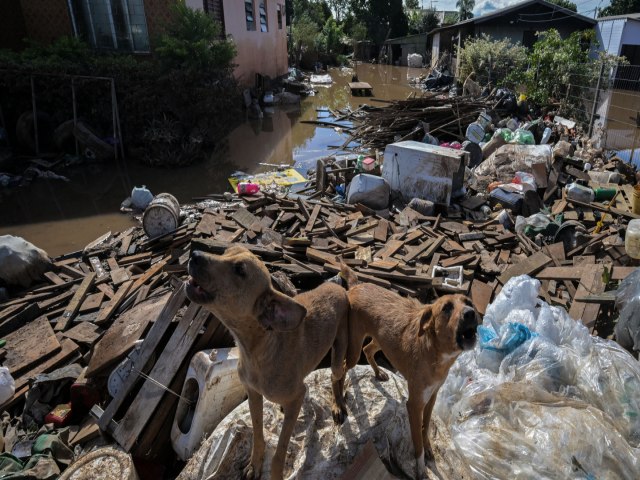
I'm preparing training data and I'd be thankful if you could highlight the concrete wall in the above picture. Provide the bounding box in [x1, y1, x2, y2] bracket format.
[222, 0, 288, 86]
[18, 0, 73, 45]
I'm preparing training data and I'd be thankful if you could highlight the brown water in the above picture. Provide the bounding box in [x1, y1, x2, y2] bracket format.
[0, 64, 422, 256]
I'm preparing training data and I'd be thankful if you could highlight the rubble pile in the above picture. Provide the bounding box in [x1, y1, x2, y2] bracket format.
[1, 89, 640, 478]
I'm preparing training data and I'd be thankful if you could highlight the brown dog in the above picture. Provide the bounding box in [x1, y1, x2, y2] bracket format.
[186, 247, 349, 480]
[342, 267, 478, 479]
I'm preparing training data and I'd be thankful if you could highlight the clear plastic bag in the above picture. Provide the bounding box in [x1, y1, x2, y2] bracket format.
[435, 275, 640, 479]
[615, 268, 640, 353]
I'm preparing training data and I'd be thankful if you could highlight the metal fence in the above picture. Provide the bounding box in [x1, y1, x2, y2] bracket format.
[574, 63, 640, 163]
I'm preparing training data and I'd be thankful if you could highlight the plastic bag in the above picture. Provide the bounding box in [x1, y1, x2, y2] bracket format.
[0, 367, 15, 404]
[435, 275, 640, 479]
[515, 213, 552, 235]
[510, 128, 535, 145]
[615, 268, 640, 352]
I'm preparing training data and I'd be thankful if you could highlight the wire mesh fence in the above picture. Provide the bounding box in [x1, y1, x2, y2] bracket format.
[571, 63, 640, 159]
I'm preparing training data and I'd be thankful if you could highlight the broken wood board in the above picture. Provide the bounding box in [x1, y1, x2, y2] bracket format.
[87, 291, 171, 377]
[55, 272, 96, 331]
[62, 322, 104, 346]
[568, 264, 607, 329]
[471, 280, 494, 316]
[4, 317, 61, 376]
[498, 251, 552, 285]
[536, 266, 633, 281]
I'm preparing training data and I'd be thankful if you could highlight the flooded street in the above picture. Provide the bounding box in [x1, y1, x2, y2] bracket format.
[0, 65, 421, 256]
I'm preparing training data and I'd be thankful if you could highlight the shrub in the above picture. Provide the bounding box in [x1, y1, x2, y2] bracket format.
[155, 0, 236, 72]
[458, 34, 527, 86]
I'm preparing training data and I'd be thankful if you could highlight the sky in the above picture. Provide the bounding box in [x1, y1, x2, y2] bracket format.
[419, 0, 611, 18]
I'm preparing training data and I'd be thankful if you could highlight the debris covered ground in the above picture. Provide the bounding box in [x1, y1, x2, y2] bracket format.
[1, 85, 640, 479]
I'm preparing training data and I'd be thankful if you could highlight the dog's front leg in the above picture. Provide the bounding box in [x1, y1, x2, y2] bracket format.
[407, 394, 427, 480]
[422, 387, 439, 462]
[270, 387, 305, 480]
[243, 387, 265, 480]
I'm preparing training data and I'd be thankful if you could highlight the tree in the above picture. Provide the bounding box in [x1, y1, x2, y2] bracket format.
[326, 0, 351, 21]
[547, 0, 577, 11]
[599, 0, 640, 17]
[405, 0, 420, 8]
[322, 17, 344, 53]
[456, 0, 474, 21]
[408, 8, 440, 34]
[349, 0, 408, 44]
[291, 13, 320, 63]
[458, 34, 527, 84]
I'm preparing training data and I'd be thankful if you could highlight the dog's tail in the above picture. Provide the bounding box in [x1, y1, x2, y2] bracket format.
[339, 262, 359, 290]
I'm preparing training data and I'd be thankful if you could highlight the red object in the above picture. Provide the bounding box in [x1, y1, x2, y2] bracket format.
[237, 182, 260, 195]
[44, 403, 73, 427]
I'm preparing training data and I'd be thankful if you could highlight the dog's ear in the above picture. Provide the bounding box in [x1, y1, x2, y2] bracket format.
[257, 290, 307, 331]
[418, 305, 434, 337]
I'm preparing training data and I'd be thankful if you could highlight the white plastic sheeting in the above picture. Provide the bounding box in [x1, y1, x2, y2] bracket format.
[434, 275, 640, 479]
[0, 235, 51, 288]
[407, 53, 423, 68]
[178, 366, 418, 480]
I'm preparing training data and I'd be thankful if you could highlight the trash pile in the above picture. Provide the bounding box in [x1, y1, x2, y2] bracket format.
[434, 275, 640, 479]
[2, 87, 640, 477]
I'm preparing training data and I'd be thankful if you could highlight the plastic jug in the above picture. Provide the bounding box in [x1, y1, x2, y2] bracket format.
[625, 219, 640, 259]
[465, 122, 485, 144]
[131, 186, 153, 210]
[565, 182, 594, 203]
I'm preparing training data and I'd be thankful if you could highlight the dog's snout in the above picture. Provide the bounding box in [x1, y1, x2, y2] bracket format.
[191, 250, 205, 265]
[463, 307, 477, 324]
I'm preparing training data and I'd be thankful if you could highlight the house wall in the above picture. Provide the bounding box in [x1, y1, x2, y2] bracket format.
[620, 20, 640, 47]
[18, 0, 73, 45]
[474, 18, 592, 46]
[143, 0, 175, 50]
[597, 18, 626, 55]
[0, 0, 28, 50]
[221, 0, 288, 86]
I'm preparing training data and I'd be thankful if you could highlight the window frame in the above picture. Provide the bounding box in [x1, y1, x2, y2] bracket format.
[245, 0, 256, 31]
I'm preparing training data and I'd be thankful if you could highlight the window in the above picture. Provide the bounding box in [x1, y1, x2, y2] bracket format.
[245, 0, 255, 31]
[277, 4, 282, 29]
[259, 1, 267, 32]
[68, 0, 150, 53]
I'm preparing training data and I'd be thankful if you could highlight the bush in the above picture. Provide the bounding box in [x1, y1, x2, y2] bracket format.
[458, 34, 527, 86]
[155, 0, 236, 72]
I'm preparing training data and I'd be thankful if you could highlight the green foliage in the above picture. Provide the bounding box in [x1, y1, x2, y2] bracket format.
[323, 18, 345, 54]
[408, 8, 440, 34]
[457, 0, 475, 21]
[599, 0, 640, 17]
[458, 34, 527, 85]
[546, 0, 577, 11]
[155, 0, 235, 72]
[516, 29, 594, 105]
[405, 0, 420, 8]
[349, 0, 408, 44]
[350, 22, 369, 41]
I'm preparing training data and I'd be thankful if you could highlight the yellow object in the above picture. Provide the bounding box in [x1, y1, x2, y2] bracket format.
[518, 94, 527, 101]
[228, 168, 306, 192]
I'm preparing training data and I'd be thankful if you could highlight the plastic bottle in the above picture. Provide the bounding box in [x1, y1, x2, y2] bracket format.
[564, 182, 595, 203]
[540, 127, 552, 144]
[625, 219, 640, 259]
[131, 186, 153, 210]
[237, 182, 260, 195]
[593, 187, 617, 201]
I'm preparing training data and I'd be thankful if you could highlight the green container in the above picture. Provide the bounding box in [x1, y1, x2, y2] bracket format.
[594, 187, 617, 201]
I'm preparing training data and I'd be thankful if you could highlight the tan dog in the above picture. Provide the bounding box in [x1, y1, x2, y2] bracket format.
[342, 267, 478, 479]
[186, 247, 349, 480]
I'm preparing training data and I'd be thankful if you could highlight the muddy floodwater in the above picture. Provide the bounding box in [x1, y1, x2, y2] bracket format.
[0, 64, 423, 256]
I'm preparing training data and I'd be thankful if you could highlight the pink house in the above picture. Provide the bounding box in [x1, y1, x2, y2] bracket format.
[187, 0, 289, 85]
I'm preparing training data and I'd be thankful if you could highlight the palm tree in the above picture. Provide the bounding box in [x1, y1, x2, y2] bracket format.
[456, 0, 475, 21]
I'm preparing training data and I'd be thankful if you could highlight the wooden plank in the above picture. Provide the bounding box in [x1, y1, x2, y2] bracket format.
[44, 271, 65, 285]
[55, 272, 96, 331]
[536, 266, 634, 281]
[373, 219, 389, 242]
[112, 304, 210, 451]
[4, 317, 61, 376]
[191, 237, 283, 260]
[568, 264, 606, 328]
[498, 251, 552, 285]
[110, 267, 130, 286]
[95, 280, 133, 325]
[306, 247, 339, 265]
[126, 259, 168, 299]
[87, 292, 170, 377]
[62, 322, 103, 346]
[98, 287, 187, 431]
[97, 283, 115, 300]
[0, 338, 80, 411]
[37, 288, 77, 311]
[375, 239, 404, 260]
[305, 204, 321, 232]
[441, 253, 476, 268]
[0, 303, 41, 337]
[79, 292, 105, 313]
[471, 280, 494, 316]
